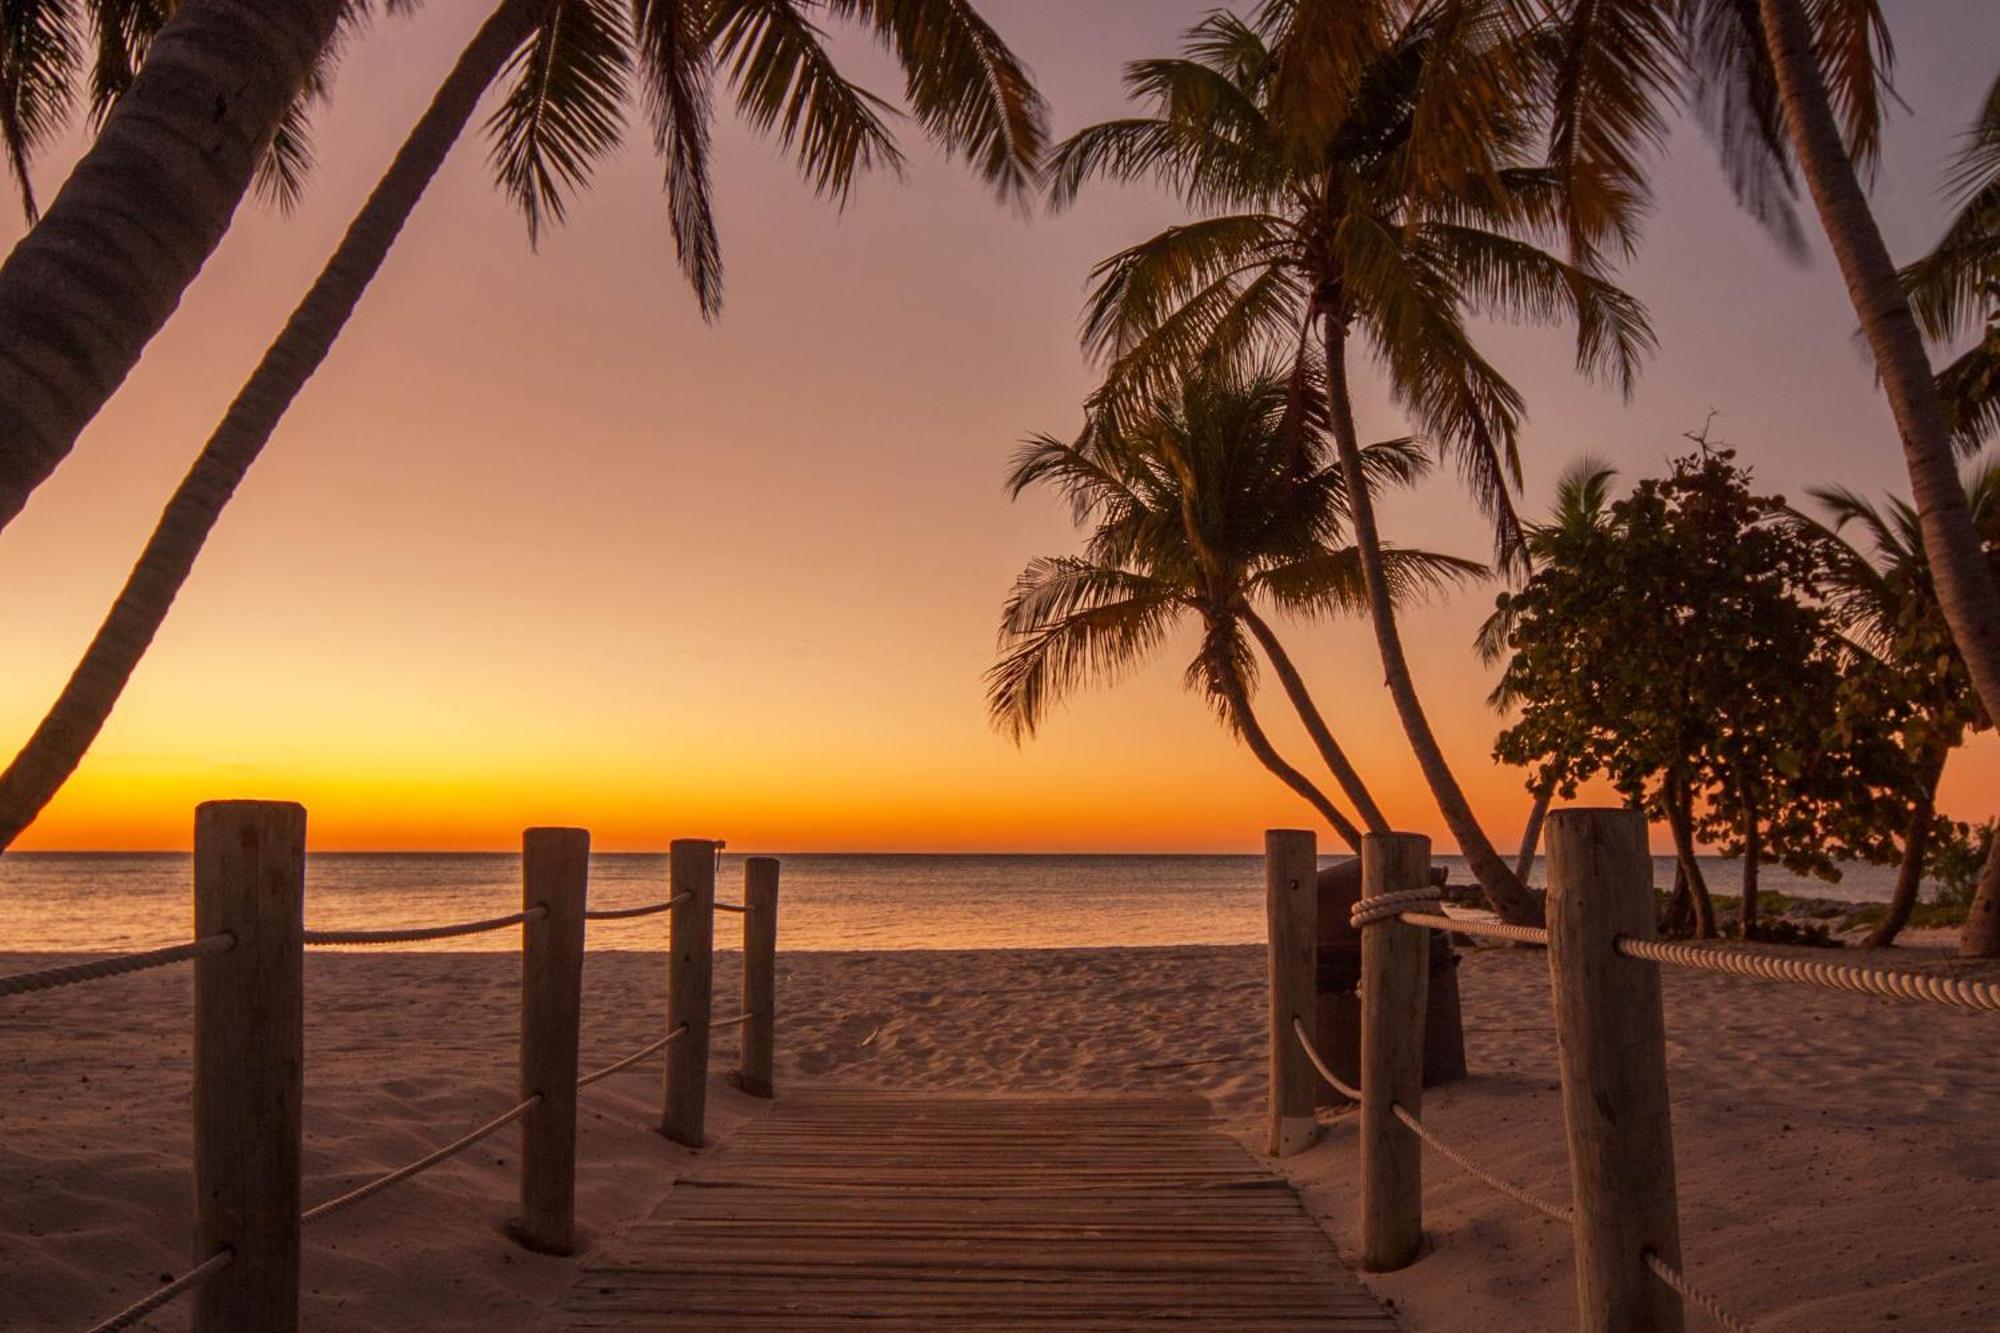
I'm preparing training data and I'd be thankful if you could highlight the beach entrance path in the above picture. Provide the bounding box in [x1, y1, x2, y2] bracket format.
[550, 1087, 1400, 1331]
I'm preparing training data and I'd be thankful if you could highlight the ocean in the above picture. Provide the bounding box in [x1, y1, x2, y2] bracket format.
[0, 851, 1910, 953]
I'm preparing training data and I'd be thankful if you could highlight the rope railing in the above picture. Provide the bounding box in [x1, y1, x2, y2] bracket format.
[710, 1010, 758, 1028]
[301, 906, 546, 947]
[302, 1094, 543, 1225]
[83, 1248, 235, 1333]
[1401, 910, 1551, 947]
[577, 1027, 685, 1089]
[0, 934, 234, 999]
[1645, 1250, 1754, 1333]
[714, 900, 749, 914]
[582, 897, 674, 921]
[1617, 935, 2000, 1013]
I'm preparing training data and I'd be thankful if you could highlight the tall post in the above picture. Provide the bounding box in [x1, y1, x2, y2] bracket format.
[1264, 828, 1318, 1157]
[661, 838, 717, 1146]
[1547, 808, 1685, 1332]
[1359, 832, 1429, 1272]
[516, 827, 589, 1254]
[193, 801, 306, 1333]
[739, 857, 780, 1098]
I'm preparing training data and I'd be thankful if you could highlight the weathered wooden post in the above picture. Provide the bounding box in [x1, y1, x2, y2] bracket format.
[516, 827, 589, 1254]
[739, 856, 780, 1098]
[1264, 828, 1318, 1157]
[193, 800, 306, 1333]
[661, 838, 717, 1146]
[1547, 807, 1685, 1333]
[1359, 831, 1429, 1272]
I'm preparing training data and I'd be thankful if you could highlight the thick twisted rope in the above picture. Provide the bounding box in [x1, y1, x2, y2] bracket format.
[302, 907, 545, 947]
[1645, 1249, 1754, 1332]
[1402, 911, 1550, 947]
[84, 1249, 233, 1333]
[1618, 937, 2000, 1013]
[583, 900, 671, 921]
[302, 1095, 541, 1224]
[577, 1027, 685, 1089]
[0, 935, 233, 999]
[1349, 886, 1444, 929]
[714, 900, 749, 914]
[710, 1011, 758, 1028]
[1389, 1103, 1575, 1224]
[1291, 1016, 1360, 1101]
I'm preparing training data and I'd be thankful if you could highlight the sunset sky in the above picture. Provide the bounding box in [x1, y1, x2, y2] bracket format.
[1, 0, 1995, 853]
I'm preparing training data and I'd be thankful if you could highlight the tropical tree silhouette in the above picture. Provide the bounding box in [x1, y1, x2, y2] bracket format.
[990, 366, 1482, 851]
[1046, 4, 1650, 921]
[1794, 464, 2000, 947]
[0, 0, 1046, 851]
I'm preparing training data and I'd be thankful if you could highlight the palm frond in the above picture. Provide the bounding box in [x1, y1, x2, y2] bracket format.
[1806, 0, 1895, 174]
[1679, 0, 1807, 258]
[713, 0, 902, 204]
[1540, 0, 1678, 261]
[1938, 337, 2000, 455]
[633, 0, 722, 315]
[1942, 69, 2000, 210]
[85, 0, 164, 126]
[488, 0, 633, 244]
[829, 0, 1046, 204]
[986, 557, 1184, 741]
[1253, 543, 1486, 618]
[0, 0, 80, 222]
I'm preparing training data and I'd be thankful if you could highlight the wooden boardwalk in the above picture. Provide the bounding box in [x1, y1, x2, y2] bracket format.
[552, 1088, 1400, 1331]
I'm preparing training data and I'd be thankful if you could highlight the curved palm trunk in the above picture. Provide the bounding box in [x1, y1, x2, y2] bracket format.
[1663, 775, 1718, 939]
[1320, 315, 1539, 923]
[1863, 758, 1943, 949]
[0, 0, 345, 535]
[1964, 834, 2000, 957]
[1757, 0, 2000, 958]
[1239, 607, 1389, 832]
[1209, 646, 1362, 851]
[0, 0, 542, 852]
[1514, 783, 1550, 882]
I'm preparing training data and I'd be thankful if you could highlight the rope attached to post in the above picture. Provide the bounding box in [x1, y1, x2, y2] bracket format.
[577, 1027, 685, 1088]
[714, 900, 749, 914]
[1618, 937, 2000, 1013]
[1401, 911, 1550, 947]
[302, 907, 546, 947]
[1290, 1016, 1360, 1102]
[302, 1095, 542, 1224]
[583, 900, 671, 921]
[0, 934, 234, 999]
[1644, 1249, 1754, 1332]
[1349, 885, 1444, 929]
[83, 1248, 234, 1333]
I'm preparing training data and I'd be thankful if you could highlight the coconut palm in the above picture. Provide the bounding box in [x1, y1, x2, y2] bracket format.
[0, 0, 1046, 852]
[1475, 455, 1619, 881]
[1900, 70, 2000, 455]
[1046, 4, 1651, 921]
[990, 366, 1483, 851]
[1539, 4, 2000, 926]
[0, 0, 364, 536]
[1792, 463, 2000, 947]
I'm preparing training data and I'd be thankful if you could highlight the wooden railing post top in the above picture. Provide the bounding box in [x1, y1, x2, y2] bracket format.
[524, 826, 590, 842]
[195, 798, 306, 823]
[745, 854, 781, 870]
[671, 837, 722, 852]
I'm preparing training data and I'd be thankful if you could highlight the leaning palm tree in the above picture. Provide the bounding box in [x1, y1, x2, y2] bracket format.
[990, 366, 1482, 851]
[0, 0, 363, 536]
[1539, 5, 2000, 933]
[1046, 4, 1651, 921]
[1475, 455, 1620, 881]
[0, 0, 1046, 852]
[1792, 463, 2000, 947]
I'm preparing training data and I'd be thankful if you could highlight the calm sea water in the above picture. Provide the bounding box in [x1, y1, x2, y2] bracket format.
[0, 852, 1906, 953]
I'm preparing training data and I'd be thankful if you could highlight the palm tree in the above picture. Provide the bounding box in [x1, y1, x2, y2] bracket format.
[0, 0, 357, 536]
[1046, 5, 1651, 922]
[1476, 455, 1619, 883]
[1793, 464, 2000, 948]
[989, 367, 1482, 850]
[1540, 3, 2000, 939]
[0, 0, 1046, 852]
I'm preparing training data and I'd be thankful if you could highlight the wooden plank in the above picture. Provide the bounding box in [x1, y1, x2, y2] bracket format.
[551, 1090, 1398, 1331]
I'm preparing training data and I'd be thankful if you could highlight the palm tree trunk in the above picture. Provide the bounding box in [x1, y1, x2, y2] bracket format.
[1963, 825, 2000, 957]
[1758, 0, 2000, 897]
[1664, 776, 1718, 939]
[1864, 759, 1942, 949]
[0, 0, 345, 535]
[1208, 645, 1362, 850]
[0, 0, 543, 852]
[1514, 783, 1550, 882]
[1239, 606, 1389, 832]
[1738, 774, 1761, 938]
[1319, 313, 1539, 923]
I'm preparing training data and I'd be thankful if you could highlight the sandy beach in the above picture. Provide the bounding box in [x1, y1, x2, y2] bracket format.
[3, 940, 1996, 1330]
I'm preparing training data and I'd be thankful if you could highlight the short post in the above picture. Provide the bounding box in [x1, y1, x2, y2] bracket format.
[515, 827, 589, 1254]
[1264, 828, 1318, 1157]
[193, 801, 306, 1333]
[1547, 808, 1685, 1332]
[661, 839, 717, 1146]
[1359, 832, 1429, 1272]
[739, 857, 780, 1098]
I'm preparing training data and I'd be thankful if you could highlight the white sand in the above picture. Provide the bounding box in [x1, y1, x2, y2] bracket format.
[2, 942, 1995, 1329]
